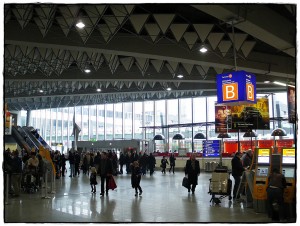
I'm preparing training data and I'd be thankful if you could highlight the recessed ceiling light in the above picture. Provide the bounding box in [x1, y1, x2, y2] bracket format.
[39, 90, 44, 93]
[199, 46, 208, 53]
[264, 81, 270, 83]
[84, 69, 91, 73]
[76, 22, 85, 29]
[166, 87, 171, 91]
[96, 88, 101, 92]
[177, 74, 184, 78]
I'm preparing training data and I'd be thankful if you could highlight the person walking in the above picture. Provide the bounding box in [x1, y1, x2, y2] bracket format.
[60, 154, 67, 177]
[74, 151, 81, 177]
[90, 167, 98, 194]
[184, 153, 200, 194]
[131, 161, 143, 196]
[68, 151, 75, 177]
[10, 150, 23, 197]
[169, 153, 176, 174]
[148, 153, 156, 176]
[160, 156, 169, 174]
[98, 152, 113, 196]
[266, 168, 286, 221]
[119, 152, 125, 174]
[231, 151, 245, 200]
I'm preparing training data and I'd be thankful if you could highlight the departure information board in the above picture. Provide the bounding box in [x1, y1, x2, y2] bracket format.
[203, 140, 220, 157]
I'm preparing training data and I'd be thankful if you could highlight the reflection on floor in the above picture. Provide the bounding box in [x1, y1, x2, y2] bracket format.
[4, 170, 277, 223]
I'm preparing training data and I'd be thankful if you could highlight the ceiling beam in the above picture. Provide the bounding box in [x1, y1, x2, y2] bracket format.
[192, 4, 295, 57]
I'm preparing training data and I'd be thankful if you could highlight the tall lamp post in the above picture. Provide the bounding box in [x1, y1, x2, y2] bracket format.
[217, 133, 231, 166]
[271, 128, 287, 153]
[243, 130, 258, 152]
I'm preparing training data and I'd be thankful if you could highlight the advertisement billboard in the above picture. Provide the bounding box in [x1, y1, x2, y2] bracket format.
[287, 86, 296, 123]
[215, 97, 269, 130]
[230, 97, 270, 130]
[215, 104, 234, 133]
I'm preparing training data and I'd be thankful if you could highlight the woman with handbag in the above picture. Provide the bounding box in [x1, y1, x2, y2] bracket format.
[184, 153, 200, 194]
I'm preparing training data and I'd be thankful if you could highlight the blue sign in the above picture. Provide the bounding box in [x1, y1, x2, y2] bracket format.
[217, 70, 256, 105]
[203, 140, 220, 157]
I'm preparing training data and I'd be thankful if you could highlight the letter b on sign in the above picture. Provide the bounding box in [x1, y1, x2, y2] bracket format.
[222, 83, 238, 101]
[246, 84, 254, 101]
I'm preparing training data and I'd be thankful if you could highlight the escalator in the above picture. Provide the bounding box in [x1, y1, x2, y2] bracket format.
[22, 126, 45, 151]
[11, 126, 38, 152]
[27, 127, 52, 152]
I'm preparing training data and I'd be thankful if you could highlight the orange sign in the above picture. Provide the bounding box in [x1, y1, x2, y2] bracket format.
[246, 83, 254, 101]
[222, 83, 238, 101]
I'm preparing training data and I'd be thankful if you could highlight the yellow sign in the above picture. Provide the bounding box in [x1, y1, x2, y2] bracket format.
[282, 148, 295, 157]
[258, 149, 270, 156]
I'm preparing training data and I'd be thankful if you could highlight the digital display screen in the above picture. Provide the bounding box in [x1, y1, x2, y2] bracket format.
[282, 156, 295, 164]
[282, 148, 295, 165]
[257, 156, 270, 164]
[202, 140, 220, 157]
[256, 167, 269, 177]
[282, 168, 294, 178]
[257, 148, 270, 164]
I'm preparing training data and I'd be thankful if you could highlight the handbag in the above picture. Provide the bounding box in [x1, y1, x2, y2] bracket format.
[108, 176, 117, 190]
[182, 176, 189, 189]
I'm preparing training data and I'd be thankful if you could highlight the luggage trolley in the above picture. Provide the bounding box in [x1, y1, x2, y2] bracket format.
[208, 166, 232, 204]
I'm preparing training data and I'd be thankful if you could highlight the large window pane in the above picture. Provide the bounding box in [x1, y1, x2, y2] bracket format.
[124, 103, 132, 139]
[207, 96, 217, 139]
[82, 106, 89, 140]
[90, 105, 97, 141]
[134, 102, 143, 139]
[97, 105, 105, 140]
[144, 101, 154, 140]
[75, 106, 82, 140]
[114, 103, 123, 139]
[155, 100, 166, 152]
[106, 104, 114, 140]
[167, 99, 178, 145]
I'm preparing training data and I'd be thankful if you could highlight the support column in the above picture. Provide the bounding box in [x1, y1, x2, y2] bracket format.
[26, 110, 31, 126]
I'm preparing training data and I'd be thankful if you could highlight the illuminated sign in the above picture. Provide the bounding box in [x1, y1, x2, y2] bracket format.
[217, 70, 256, 105]
[202, 140, 220, 157]
[282, 148, 295, 164]
[257, 148, 270, 164]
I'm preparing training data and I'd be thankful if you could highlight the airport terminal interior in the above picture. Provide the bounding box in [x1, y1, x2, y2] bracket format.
[3, 3, 297, 223]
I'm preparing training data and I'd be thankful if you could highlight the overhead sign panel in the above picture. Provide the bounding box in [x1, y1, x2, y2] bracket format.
[217, 70, 256, 105]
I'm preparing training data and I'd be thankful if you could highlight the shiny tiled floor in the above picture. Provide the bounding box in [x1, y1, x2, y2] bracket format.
[4, 169, 275, 223]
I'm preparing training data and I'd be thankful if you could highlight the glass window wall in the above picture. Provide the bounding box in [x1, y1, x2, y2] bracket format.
[26, 92, 293, 151]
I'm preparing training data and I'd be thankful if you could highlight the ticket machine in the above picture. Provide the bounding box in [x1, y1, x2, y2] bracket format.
[253, 148, 271, 213]
[281, 148, 295, 205]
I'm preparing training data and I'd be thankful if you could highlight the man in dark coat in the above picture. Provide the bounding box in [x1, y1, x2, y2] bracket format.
[148, 153, 156, 176]
[231, 152, 245, 199]
[98, 152, 113, 196]
[185, 153, 200, 194]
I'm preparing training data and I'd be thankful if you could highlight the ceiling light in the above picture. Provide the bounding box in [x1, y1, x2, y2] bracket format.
[39, 90, 44, 93]
[76, 21, 85, 29]
[288, 84, 295, 88]
[199, 46, 208, 53]
[96, 88, 101, 92]
[264, 80, 270, 83]
[177, 74, 184, 78]
[166, 87, 171, 91]
[84, 69, 91, 73]
[273, 81, 287, 87]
